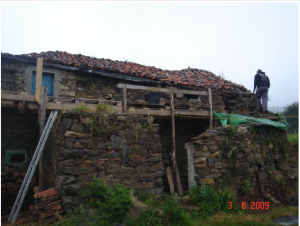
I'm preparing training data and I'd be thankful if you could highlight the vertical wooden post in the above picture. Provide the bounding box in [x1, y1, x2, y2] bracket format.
[123, 84, 127, 113]
[208, 88, 213, 128]
[35, 58, 43, 105]
[39, 87, 48, 136]
[170, 89, 183, 194]
[36, 57, 46, 190]
[38, 87, 47, 190]
[170, 90, 177, 191]
[185, 142, 195, 190]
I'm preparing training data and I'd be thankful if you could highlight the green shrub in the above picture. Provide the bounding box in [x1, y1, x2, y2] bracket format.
[282, 101, 298, 133]
[133, 197, 161, 226]
[241, 180, 251, 193]
[188, 183, 236, 218]
[71, 104, 91, 112]
[94, 103, 114, 113]
[288, 133, 298, 144]
[133, 189, 152, 202]
[161, 195, 193, 226]
[50, 207, 84, 226]
[81, 177, 132, 226]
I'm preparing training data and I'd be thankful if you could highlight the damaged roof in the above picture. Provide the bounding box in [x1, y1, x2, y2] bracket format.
[2, 51, 247, 91]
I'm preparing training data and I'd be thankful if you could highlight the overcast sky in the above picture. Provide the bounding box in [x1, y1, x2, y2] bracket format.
[1, 2, 299, 108]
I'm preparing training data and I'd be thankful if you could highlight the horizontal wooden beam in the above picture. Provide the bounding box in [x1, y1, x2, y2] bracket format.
[175, 109, 209, 116]
[2, 93, 209, 117]
[1, 92, 38, 102]
[1, 100, 15, 108]
[128, 108, 209, 117]
[27, 102, 123, 112]
[1, 93, 122, 105]
[117, 84, 208, 96]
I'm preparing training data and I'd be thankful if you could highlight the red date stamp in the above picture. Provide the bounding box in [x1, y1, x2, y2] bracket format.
[228, 202, 269, 209]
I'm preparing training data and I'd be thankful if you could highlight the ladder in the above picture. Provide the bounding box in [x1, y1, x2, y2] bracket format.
[7, 110, 58, 224]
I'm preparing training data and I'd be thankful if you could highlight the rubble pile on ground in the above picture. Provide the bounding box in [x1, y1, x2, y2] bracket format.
[1, 169, 37, 216]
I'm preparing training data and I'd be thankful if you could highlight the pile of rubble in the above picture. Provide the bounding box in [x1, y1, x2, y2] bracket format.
[32, 188, 63, 224]
[1, 169, 37, 216]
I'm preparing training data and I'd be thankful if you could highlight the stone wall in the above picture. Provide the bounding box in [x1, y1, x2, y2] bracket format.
[1, 59, 29, 92]
[1, 59, 255, 113]
[50, 111, 163, 213]
[55, 70, 231, 112]
[186, 123, 298, 202]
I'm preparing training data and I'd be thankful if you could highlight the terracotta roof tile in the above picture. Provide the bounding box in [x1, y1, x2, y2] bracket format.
[3, 51, 247, 91]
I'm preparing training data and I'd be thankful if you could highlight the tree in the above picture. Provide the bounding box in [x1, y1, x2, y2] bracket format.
[282, 101, 298, 133]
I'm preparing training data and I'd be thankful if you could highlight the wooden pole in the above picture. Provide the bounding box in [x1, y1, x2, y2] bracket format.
[208, 88, 213, 129]
[35, 58, 43, 105]
[38, 87, 47, 190]
[166, 167, 175, 194]
[170, 89, 183, 194]
[185, 143, 195, 190]
[36, 57, 46, 190]
[39, 87, 48, 136]
[123, 84, 127, 113]
[169, 153, 183, 195]
[170, 89, 177, 188]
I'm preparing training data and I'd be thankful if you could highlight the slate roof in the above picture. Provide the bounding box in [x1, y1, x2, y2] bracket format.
[2, 51, 247, 91]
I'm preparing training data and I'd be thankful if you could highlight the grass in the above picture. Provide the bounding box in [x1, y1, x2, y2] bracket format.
[94, 103, 114, 113]
[71, 103, 91, 112]
[192, 206, 298, 226]
[287, 133, 298, 144]
[70, 103, 114, 113]
[8, 202, 298, 226]
[187, 183, 238, 219]
[133, 189, 153, 202]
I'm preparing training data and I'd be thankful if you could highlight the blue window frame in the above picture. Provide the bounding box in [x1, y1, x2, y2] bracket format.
[31, 72, 54, 96]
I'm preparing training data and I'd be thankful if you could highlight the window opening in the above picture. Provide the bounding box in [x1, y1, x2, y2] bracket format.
[184, 94, 199, 99]
[31, 72, 54, 96]
[145, 93, 161, 104]
[6, 150, 27, 164]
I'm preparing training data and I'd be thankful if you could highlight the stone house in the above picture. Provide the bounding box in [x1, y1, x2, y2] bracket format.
[2, 51, 271, 212]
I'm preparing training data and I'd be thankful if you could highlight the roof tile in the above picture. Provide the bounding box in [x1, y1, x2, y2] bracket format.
[4, 51, 247, 91]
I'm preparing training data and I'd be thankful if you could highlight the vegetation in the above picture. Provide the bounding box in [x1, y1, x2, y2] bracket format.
[192, 205, 298, 226]
[81, 177, 132, 226]
[14, 180, 297, 226]
[126, 197, 162, 226]
[188, 183, 238, 219]
[51, 207, 84, 226]
[71, 103, 114, 113]
[287, 133, 298, 144]
[282, 101, 298, 134]
[94, 103, 114, 113]
[87, 75, 95, 86]
[71, 103, 91, 112]
[240, 180, 251, 193]
[133, 189, 152, 202]
[147, 112, 154, 130]
[161, 195, 193, 226]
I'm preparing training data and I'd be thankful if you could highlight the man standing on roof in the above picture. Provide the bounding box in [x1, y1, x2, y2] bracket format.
[253, 69, 270, 113]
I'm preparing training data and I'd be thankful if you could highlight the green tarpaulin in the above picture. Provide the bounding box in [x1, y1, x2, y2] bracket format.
[213, 111, 289, 130]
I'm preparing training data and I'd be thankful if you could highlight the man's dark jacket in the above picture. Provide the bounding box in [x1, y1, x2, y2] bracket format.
[254, 72, 270, 89]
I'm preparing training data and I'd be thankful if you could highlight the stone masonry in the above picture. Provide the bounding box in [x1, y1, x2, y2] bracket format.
[48, 111, 163, 213]
[186, 123, 298, 201]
